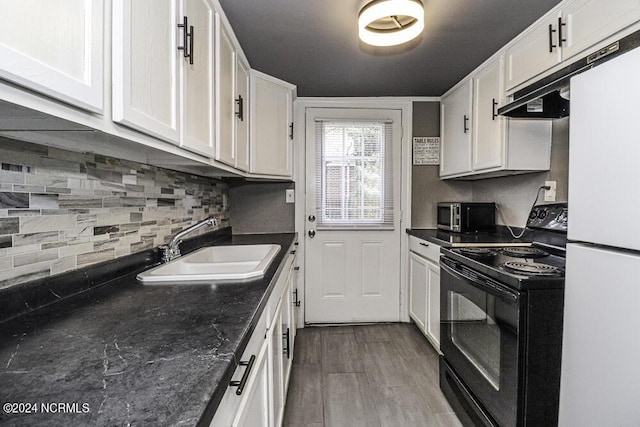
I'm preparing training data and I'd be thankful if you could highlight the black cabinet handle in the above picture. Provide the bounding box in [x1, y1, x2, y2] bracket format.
[289, 123, 294, 140]
[177, 16, 189, 58]
[548, 23, 557, 52]
[558, 17, 566, 48]
[293, 288, 301, 307]
[229, 355, 256, 395]
[283, 328, 290, 359]
[188, 25, 194, 65]
[419, 242, 429, 247]
[235, 95, 244, 121]
[492, 98, 498, 120]
[177, 17, 194, 64]
[463, 115, 469, 134]
[290, 250, 296, 255]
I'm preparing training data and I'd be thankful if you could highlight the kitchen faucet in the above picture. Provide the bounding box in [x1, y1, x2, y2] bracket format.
[160, 216, 218, 263]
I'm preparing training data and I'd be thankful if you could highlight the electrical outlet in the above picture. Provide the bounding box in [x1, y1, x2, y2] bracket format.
[285, 189, 295, 204]
[544, 181, 557, 202]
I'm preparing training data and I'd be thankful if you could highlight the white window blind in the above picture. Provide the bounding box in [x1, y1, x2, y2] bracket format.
[315, 119, 394, 229]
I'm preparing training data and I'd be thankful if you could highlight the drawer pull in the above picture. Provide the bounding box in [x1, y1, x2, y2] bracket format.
[283, 328, 291, 359]
[293, 288, 301, 307]
[230, 355, 256, 395]
[419, 242, 430, 247]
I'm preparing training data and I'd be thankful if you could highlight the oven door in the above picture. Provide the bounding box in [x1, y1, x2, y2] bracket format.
[440, 258, 523, 427]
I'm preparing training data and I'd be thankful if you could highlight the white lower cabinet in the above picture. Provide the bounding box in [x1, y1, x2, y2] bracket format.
[231, 338, 271, 427]
[211, 248, 297, 426]
[268, 296, 285, 426]
[408, 236, 441, 351]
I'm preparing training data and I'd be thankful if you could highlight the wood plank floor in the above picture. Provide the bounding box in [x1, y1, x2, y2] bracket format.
[283, 323, 463, 427]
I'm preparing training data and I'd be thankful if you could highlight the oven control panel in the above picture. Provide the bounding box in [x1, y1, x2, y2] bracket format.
[527, 203, 568, 232]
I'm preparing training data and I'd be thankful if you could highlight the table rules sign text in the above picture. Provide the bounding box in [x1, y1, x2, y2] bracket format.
[412, 137, 440, 165]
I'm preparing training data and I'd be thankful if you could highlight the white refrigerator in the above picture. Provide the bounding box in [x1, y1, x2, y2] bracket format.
[559, 44, 640, 425]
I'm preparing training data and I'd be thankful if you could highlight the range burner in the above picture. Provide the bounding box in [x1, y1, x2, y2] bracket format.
[502, 261, 563, 276]
[458, 248, 498, 257]
[500, 247, 549, 258]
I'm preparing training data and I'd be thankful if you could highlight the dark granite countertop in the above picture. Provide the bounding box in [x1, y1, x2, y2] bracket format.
[406, 227, 533, 247]
[0, 231, 297, 426]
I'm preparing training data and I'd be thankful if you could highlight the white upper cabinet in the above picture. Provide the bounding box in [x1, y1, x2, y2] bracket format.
[440, 79, 473, 177]
[215, 14, 250, 171]
[235, 58, 251, 172]
[506, 0, 640, 91]
[0, 0, 104, 112]
[180, 0, 215, 157]
[112, 0, 182, 145]
[113, 0, 214, 156]
[441, 56, 552, 180]
[473, 56, 505, 171]
[505, 12, 562, 92]
[250, 71, 295, 177]
[561, 0, 640, 60]
[216, 15, 237, 167]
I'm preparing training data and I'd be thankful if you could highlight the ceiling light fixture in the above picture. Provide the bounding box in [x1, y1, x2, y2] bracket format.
[358, 0, 424, 47]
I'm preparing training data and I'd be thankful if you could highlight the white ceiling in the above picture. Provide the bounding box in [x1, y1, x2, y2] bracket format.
[218, 0, 563, 97]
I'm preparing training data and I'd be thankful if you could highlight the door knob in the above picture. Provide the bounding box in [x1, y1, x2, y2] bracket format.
[308, 230, 316, 238]
[308, 215, 316, 222]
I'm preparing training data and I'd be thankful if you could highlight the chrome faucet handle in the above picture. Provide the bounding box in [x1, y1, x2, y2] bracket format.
[159, 245, 171, 263]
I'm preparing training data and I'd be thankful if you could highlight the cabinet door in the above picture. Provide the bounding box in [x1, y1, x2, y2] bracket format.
[281, 273, 294, 396]
[0, 0, 103, 112]
[561, 0, 640, 62]
[269, 298, 285, 426]
[505, 11, 562, 91]
[181, 0, 215, 157]
[426, 260, 441, 349]
[473, 56, 505, 171]
[235, 57, 251, 172]
[440, 79, 473, 177]
[409, 252, 428, 332]
[112, 0, 180, 144]
[250, 73, 293, 176]
[215, 15, 237, 167]
[231, 340, 270, 427]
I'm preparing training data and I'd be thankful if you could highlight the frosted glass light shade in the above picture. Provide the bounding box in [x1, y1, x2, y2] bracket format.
[358, 0, 424, 47]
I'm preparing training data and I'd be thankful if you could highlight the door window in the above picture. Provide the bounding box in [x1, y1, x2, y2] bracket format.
[314, 120, 394, 229]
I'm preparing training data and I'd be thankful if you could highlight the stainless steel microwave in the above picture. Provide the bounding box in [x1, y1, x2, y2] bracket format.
[437, 202, 496, 233]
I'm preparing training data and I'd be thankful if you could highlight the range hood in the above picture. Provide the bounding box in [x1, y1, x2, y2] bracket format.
[499, 28, 640, 118]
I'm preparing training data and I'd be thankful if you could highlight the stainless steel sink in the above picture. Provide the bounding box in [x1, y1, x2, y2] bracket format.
[137, 244, 281, 284]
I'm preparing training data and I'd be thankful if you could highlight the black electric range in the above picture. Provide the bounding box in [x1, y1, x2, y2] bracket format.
[439, 203, 567, 427]
[442, 203, 568, 291]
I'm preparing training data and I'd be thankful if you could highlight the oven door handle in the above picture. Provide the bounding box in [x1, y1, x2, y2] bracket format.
[441, 261, 519, 303]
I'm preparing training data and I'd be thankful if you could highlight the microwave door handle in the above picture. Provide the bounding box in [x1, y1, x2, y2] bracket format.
[466, 207, 470, 229]
[450, 206, 455, 230]
[441, 261, 519, 303]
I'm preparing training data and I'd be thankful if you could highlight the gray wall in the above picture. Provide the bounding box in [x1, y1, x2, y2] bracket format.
[411, 102, 473, 227]
[411, 102, 570, 228]
[0, 138, 229, 290]
[229, 182, 295, 234]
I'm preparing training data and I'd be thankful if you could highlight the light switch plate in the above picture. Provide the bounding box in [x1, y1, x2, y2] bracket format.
[285, 189, 295, 203]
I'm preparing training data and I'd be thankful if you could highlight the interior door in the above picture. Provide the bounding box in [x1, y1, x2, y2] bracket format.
[304, 108, 402, 323]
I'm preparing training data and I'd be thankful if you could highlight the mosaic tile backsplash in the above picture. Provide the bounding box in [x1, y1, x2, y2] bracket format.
[0, 138, 229, 290]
